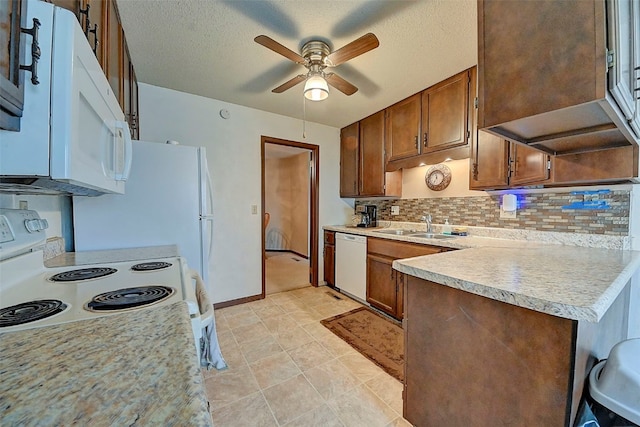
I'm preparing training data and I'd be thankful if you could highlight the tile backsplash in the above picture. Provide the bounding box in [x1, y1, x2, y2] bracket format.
[356, 190, 630, 236]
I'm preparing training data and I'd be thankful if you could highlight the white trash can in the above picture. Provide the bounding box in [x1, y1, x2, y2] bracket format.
[589, 338, 640, 426]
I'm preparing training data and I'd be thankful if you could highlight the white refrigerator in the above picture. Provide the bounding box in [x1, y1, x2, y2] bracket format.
[72, 141, 215, 296]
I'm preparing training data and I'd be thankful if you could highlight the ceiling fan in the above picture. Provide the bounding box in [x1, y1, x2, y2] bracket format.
[254, 33, 379, 101]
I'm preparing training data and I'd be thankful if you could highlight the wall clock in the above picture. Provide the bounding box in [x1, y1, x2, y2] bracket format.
[425, 164, 452, 191]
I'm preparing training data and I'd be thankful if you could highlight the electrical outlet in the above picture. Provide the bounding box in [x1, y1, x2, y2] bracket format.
[19, 201, 28, 210]
[391, 206, 400, 216]
[251, 205, 257, 215]
[500, 207, 516, 219]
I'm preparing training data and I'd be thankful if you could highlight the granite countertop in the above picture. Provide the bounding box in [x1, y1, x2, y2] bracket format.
[324, 224, 640, 322]
[45, 244, 180, 268]
[0, 301, 212, 426]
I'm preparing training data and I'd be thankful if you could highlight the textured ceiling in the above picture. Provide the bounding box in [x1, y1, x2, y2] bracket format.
[116, 0, 477, 129]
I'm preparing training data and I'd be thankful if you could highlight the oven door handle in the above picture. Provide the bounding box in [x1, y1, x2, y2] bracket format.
[190, 269, 214, 329]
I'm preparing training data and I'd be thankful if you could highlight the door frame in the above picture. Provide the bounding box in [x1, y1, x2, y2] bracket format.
[261, 136, 320, 297]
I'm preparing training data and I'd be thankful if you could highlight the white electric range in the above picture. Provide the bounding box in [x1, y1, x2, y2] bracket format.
[0, 209, 216, 363]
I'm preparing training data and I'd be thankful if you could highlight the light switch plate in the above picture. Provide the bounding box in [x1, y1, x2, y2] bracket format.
[251, 205, 257, 215]
[391, 206, 400, 215]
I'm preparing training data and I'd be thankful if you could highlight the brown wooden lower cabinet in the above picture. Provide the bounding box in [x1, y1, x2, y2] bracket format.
[403, 275, 628, 427]
[366, 238, 443, 320]
[323, 231, 335, 286]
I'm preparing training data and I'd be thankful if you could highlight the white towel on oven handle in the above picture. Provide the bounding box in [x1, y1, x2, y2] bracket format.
[190, 269, 227, 370]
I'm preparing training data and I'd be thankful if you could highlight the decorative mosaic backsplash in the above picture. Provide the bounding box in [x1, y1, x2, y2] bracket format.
[356, 190, 630, 236]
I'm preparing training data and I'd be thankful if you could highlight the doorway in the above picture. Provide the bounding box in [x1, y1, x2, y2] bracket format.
[261, 136, 319, 297]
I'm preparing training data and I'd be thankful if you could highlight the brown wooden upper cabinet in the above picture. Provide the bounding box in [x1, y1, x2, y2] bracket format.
[478, 0, 640, 154]
[470, 131, 551, 190]
[0, 0, 26, 131]
[421, 70, 470, 153]
[340, 111, 401, 198]
[386, 66, 476, 169]
[105, 0, 122, 106]
[386, 94, 421, 161]
[50, 0, 139, 139]
[84, 0, 105, 67]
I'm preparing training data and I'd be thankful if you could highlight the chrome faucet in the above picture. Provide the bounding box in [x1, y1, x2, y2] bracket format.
[421, 213, 433, 233]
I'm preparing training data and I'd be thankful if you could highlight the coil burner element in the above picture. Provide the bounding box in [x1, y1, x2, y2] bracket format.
[85, 286, 175, 312]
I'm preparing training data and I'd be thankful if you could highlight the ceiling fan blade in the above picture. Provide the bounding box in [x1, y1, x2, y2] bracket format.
[272, 75, 307, 93]
[325, 73, 358, 95]
[254, 35, 306, 64]
[325, 33, 379, 67]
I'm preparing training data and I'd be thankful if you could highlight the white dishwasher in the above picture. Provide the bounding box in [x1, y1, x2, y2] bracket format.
[335, 233, 367, 303]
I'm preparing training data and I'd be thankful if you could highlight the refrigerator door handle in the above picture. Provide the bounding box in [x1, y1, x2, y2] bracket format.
[203, 215, 214, 261]
[199, 147, 214, 217]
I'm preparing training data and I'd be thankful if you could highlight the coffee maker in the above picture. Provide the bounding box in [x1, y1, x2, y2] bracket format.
[355, 205, 377, 228]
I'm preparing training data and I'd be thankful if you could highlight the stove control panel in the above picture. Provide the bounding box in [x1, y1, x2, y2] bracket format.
[0, 215, 14, 243]
[0, 209, 48, 260]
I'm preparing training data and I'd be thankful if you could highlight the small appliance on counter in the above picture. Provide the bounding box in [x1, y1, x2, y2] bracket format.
[355, 205, 377, 228]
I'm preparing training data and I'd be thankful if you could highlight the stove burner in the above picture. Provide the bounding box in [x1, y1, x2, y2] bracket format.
[49, 267, 117, 282]
[130, 262, 172, 272]
[85, 286, 175, 312]
[0, 300, 68, 327]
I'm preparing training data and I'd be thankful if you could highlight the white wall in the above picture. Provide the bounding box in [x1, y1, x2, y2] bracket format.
[138, 83, 352, 303]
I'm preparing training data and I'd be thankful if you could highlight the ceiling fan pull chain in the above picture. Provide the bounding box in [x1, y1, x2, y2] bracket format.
[302, 94, 307, 139]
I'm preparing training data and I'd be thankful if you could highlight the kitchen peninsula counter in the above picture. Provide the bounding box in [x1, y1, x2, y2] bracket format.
[324, 225, 640, 322]
[324, 225, 640, 426]
[0, 301, 212, 426]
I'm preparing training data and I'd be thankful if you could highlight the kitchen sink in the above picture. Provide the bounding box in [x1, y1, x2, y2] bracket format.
[373, 229, 417, 235]
[408, 233, 457, 239]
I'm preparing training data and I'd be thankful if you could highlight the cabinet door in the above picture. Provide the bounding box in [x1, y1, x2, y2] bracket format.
[386, 94, 421, 161]
[396, 272, 405, 320]
[366, 253, 399, 318]
[105, 0, 122, 106]
[84, 0, 105, 67]
[422, 70, 469, 153]
[122, 38, 132, 133]
[129, 62, 139, 139]
[470, 131, 509, 190]
[340, 122, 360, 197]
[510, 143, 550, 186]
[607, 0, 640, 136]
[0, 0, 25, 131]
[323, 243, 335, 286]
[478, 0, 601, 128]
[359, 111, 386, 196]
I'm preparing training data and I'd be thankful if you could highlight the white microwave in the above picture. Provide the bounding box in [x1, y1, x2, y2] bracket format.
[0, 0, 132, 196]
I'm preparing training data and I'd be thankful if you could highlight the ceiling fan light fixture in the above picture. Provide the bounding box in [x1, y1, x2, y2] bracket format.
[304, 75, 329, 101]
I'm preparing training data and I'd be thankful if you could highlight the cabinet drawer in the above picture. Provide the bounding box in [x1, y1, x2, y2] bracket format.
[367, 237, 442, 259]
[324, 231, 335, 245]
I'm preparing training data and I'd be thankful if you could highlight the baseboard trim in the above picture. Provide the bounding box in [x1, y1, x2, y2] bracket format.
[265, 249, 309, 259]
[214, 293, 263, 309]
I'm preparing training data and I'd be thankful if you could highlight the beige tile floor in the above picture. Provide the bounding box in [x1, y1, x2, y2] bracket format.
[265, 252, 310, 295]
[203, 286, 412, 427]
